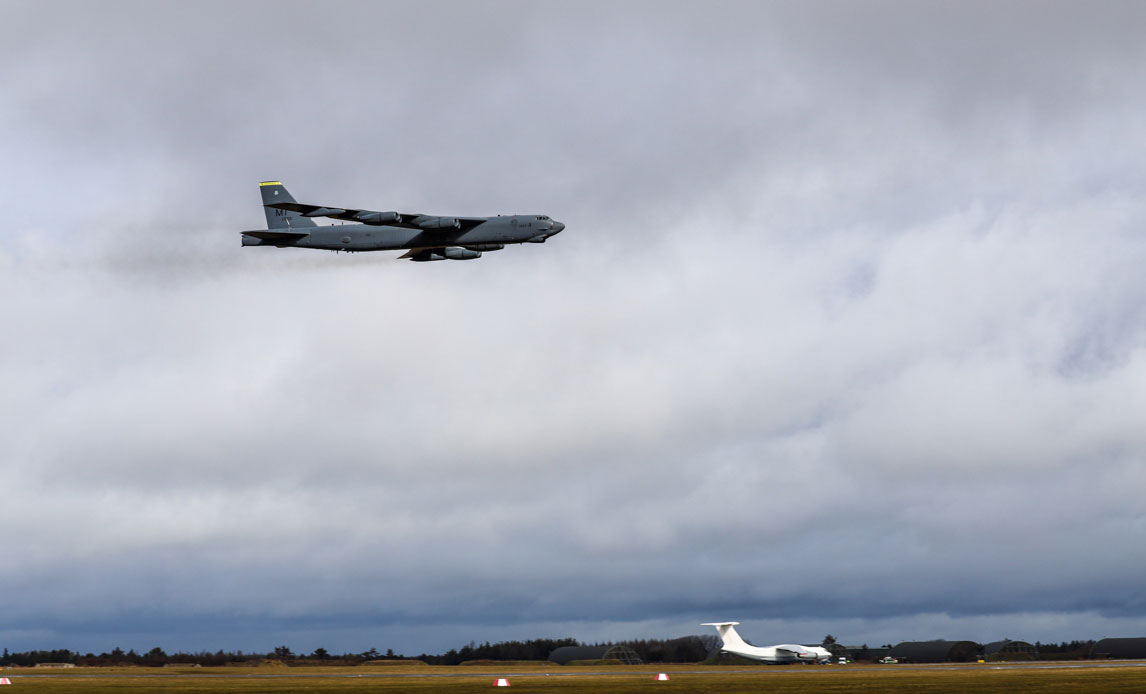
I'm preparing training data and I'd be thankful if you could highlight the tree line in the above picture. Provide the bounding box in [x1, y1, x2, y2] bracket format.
[0, 637, 1102, 667]
[0, 636, 719, 668]
[0, 640, 522, 667]
[1032, 640, 1096, 657]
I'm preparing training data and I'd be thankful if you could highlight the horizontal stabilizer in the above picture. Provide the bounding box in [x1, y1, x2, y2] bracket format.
[241, 230, 310, 240]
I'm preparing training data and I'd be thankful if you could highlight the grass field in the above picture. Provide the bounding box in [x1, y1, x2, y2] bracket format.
[4, 662, 1146, 693]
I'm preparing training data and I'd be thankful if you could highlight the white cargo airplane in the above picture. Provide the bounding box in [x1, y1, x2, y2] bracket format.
[702, 622, 832, 664]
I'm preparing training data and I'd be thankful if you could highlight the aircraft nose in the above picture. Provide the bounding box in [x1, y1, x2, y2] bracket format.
[551, 220, 565, 233]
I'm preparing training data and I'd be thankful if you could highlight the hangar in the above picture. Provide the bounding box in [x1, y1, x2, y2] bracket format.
[983, 640, 1038, 660]
[547, 645, 642, 665]
[844, 646, 891, 661]
[1090, 638, 1146, 659]
[889, 640, 981, 663]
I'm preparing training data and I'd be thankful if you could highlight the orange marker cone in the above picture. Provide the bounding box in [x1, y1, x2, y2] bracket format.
[656, 672, 670, 681]
[494, 678, 510, 687]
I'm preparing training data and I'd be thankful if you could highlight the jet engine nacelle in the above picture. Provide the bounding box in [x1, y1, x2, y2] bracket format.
[464, 244, 504, 252]
[443, 247, 481, 260]
[408, 247, 481, 262]
[356, 210, 402, 224]
[416, 216, 461, 230]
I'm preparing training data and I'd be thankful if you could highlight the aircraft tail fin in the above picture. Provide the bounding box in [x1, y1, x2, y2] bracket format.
[701, 622, 750, 650]
[260, 181, 316, 229]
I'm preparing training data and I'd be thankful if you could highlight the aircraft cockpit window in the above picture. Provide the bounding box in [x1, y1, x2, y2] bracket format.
[537, 215, 549, 220]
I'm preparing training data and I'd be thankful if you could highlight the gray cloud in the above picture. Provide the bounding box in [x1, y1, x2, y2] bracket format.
[2, 0, 1146, 655]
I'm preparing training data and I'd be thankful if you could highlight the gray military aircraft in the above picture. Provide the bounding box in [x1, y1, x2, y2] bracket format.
[241, 182, 565, 261]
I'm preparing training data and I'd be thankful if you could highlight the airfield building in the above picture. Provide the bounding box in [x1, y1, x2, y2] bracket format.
[843, 645, 891, 661]
[889, 640, 981, 663]
[1090, 638, 1146, 659]
[982, 640, 1038, 660]
[548, 645, 642, 665]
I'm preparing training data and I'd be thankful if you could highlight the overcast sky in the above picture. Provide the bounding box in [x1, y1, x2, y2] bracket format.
[3, 0, 1146, 656]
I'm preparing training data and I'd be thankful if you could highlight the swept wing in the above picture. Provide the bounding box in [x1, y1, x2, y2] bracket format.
[264, 200, 487, 231]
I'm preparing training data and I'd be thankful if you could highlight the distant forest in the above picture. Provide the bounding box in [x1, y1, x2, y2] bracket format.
[0, 637, 1098, 667]
[0, 636, 714, 667]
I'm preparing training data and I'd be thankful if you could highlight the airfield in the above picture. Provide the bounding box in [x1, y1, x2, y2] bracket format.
[6, 661, 1146, 693]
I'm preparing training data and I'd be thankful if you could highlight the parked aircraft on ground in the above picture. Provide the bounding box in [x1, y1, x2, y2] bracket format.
[241, 182, 565, 261]
[702, 622, 832, 664]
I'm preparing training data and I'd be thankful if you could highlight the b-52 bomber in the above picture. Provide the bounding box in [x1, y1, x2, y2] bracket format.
[241, 181, 565, 261]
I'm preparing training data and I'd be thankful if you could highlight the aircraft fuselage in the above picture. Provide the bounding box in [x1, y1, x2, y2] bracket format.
[241, 215, 560, 252]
